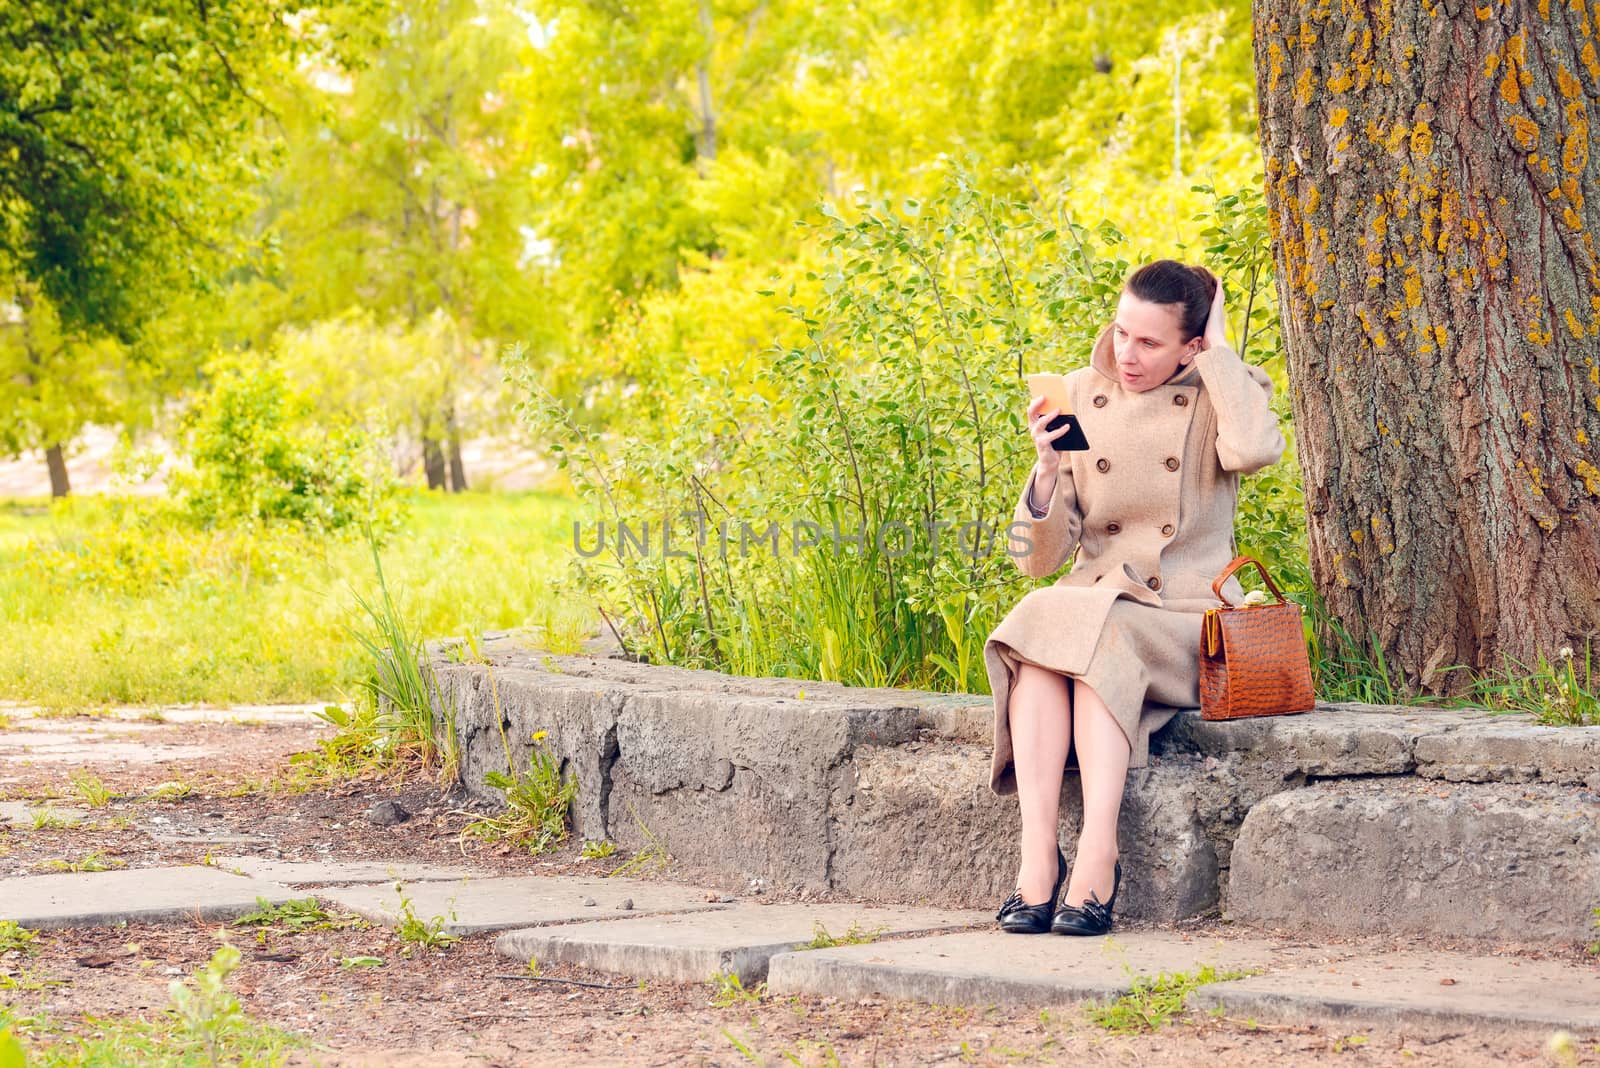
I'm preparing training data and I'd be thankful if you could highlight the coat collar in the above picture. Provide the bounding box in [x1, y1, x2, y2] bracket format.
[1089, 322, 1203, 390]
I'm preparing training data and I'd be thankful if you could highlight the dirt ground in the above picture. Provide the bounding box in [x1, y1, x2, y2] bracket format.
[1, 709, 1596, 1066]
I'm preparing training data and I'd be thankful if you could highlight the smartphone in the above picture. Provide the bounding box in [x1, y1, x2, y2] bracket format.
[1027, 373, 1091, 452]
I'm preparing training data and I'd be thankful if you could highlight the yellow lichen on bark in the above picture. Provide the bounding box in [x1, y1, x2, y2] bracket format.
[1411, 121, 1434, 155]
[1508, 114, 1540, 148]
[1576, 459, 1600, 497]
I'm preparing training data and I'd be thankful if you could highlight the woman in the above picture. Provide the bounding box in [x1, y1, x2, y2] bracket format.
[983, 259, 1287, 935]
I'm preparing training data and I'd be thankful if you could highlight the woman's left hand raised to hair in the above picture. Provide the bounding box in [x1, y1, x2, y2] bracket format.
[1202, 278, 1230, 351]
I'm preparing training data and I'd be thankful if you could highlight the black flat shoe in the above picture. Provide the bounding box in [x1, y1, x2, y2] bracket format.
[1051, 859, 1121, 936]
[997, 846, 1068, 934]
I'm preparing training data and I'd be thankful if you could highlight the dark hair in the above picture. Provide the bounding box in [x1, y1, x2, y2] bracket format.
[1125, 259, 1217, 342]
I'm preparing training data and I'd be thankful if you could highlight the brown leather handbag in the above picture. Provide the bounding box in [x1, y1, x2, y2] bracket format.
[1199, 555, 1316, 720]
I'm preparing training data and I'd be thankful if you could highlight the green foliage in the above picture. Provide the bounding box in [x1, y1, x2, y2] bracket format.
[521, 163, 1293, 699]
[0, 1, 303, 336]
[460, 731, 577, 855]
[708, 970, 766, 1008]
[343, 530, 459, 780]
[37, 852, 124, 873]
[0, 922, 37, 957]
[0, 492, 588, 710]
[1465, 645, 1599, 727]
[231, 897, 361, 936]
[391, 883, 459, 955]
[167, 946, 247, 1067]
[1086, 965, 1255, 1034]
[68, 770, 113, 808]
[171, 356, 402, 537]
[795, 920, 887, 950]
[580, 839, 617, 860]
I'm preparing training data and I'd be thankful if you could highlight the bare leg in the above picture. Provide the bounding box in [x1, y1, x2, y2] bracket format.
[1063, 679, 1129, 908]
[1009, 662, 1072, 903]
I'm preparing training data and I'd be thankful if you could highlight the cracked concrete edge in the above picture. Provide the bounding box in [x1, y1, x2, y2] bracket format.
[339, 900, 732, 938]
[764, 949, 1130, 1007]
[495, 928, 782, 986]
[1186, 983, 1600, 1036]
[7, 883, 303, 931]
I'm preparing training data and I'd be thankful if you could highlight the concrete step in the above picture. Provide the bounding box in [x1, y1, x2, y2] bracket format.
[494, 902, 988, 984]
[1226, 778, 1600, 941]
[763, 929, 1600, 1034]
[430, 636, 1600, 945]
[0, 866, 299, 929]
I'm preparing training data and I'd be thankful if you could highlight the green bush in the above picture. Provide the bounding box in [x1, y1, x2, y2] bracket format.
[516, 162, 1304, 695]
[171, 355, 402, 536]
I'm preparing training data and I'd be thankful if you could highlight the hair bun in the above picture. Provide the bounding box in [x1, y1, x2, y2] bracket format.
[1186, 264, 1219, 302]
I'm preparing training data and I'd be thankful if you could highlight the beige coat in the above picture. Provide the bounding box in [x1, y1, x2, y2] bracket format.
[983, 323, 1287, 794]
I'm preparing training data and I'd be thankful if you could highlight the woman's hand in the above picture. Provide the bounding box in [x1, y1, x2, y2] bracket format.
[1026, 394, 1067, 475]
[1201, 279, 1230, 351]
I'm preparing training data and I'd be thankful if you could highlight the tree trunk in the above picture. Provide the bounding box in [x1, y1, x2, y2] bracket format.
[1254, 0, 1600, 689]
[422, 437, 448, 491]
[694, 0, 718, 168]
[446, 408, 467, 494]
[45, 443, 70, 498]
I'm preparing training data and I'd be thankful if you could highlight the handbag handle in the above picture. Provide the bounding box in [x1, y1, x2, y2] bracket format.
[1211, 554, 1289, 606]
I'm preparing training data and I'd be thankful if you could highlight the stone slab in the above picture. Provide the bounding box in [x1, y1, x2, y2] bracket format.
[766, 929, 1308, 1007]
[1227, 779, 1600, 942]
[319, 875, 726, 936]
[1190, 949, 1600, 1033]
[0, 801, 84, 827]
[1412, 723, 1600, 786]
[494, 902, 990, 984]
[0, 730, 212, 764]
[214, 856, 485, 885]
[0, 866, 297, 929]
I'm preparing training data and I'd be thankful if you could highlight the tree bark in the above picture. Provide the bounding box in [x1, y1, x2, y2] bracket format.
[422, 437, 447, 491]
[446, 406, 468, 494]
[694, 0, 718, 169]
[1254, 0, 1600, 689]
[45, 443, 70, 498]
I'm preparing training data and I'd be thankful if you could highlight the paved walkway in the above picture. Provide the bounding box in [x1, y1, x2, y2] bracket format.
[2, 862, 1596, 1035]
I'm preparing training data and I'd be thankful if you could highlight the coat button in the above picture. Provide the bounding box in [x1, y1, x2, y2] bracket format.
[1096, 458, 1110, 473]
[1161, 523, 1175, 537]
[1164, 456, 1180, 471]
[1147, 576, 1162, 591]
[1174, 394, 1189, 407]
[1092, 395, 1108, 408]
[1106, 522, 1121, 534]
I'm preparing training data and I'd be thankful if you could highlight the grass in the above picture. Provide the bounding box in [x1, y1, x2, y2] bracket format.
[0, 491, 591, 710]
[0, 921, 37, 956]
[36, 851, 125, 873]
[1085, 964, 1256, 1034]
[69, 770, 114, 808]
[795, 919, 887, 950]
[0, 945, 304, 1066]
[606, 803, 672, 878]
[29, 810, 77, 830]
[1304, 597, 1599, 725]
[708, 970, 766, 1008]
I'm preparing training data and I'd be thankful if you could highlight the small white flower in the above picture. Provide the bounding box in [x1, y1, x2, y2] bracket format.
[1559, 646, 1574, 660]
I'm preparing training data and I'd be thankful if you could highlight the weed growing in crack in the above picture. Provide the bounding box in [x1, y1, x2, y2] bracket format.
[392, 883, 459, 955]
[458, 729, 576, 855]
